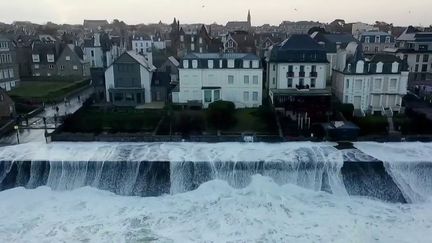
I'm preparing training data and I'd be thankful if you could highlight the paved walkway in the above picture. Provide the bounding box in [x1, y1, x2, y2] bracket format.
[0, 87, 94, 146]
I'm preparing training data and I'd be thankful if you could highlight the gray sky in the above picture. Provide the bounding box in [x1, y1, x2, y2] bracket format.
[1, 0, 431, 26]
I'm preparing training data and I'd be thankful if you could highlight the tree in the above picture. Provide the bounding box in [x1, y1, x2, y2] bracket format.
[207, 100, 236, 130]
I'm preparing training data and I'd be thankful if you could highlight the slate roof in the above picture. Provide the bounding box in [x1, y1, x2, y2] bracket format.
[183, 52, 259, 60]
[126, 51, 156, 72]
[269, 34, 328, 63]
[32, 41, 57, 63]
[311, 32, 357, 53]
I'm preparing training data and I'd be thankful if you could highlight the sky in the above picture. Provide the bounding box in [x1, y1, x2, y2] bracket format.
[1, 0, 432, 27]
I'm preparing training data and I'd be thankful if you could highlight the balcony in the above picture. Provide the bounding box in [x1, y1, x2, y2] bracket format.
[299, 72, 305, 77]
[286, 71, 294, 78]
[310, 72, 317, 77]
[296, 84, 310, 91]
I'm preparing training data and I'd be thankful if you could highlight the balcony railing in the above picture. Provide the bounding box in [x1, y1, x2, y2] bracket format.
[299, 72, 305, 77]
[296, 84, 310, 90]
[310, 72, 317, 77]
[286, 71, 294, 78]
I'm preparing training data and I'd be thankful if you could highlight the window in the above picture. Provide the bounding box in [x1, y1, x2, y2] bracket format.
[355, 79, 362, 90]
[422, 64, 428, 72]
[192, 60, 198, 68]
[243, 60, 250, 68]
[214, 90, 220, 101]
[299, 65, 305, 77]
[415, 64, 419, 72]
[8, 69, 14, 78]
[0, 41, 9, 49]
[204, 90, 212, 102]
[346, 79, 350, 89]
[183, 60, 189, 68]
[375, 36, 380, 43]
[180, 35, 184, 42]
[252, 92, 258, 101]
[47, 54, 54, 63]
[34, 64, 39, 70]
[416, 55, 420, 63]
[66, 56, 71, 61]
[244, 75, 249, 84]
[228, 75, 234, 84]
[114, 93, 123, 102]
[287, 78, 293, 88]
[311, 78, 316, 88]
[423, 54, 429, 63]
[299, 78, 304, 86]
[253, 76, 258, 84]
[243, 91, 249, 101]
[60, 65, 65, 70]
[365, 37, 370, 43]
[228, 59, 234, 68]
[252, 60, 259, 68]
[364, 46, 369, 52]
[48, 64, 55, 69]
[208, 60, 214, 69]
[73, 65, 78, 70]
[0, 70, 3, 79]
[385, 36, 391, 43]
[374, 79, 382, 90]
[32, 54, 40, 63]
[140, 42, 143, 47]
[191, 44, 195, 51]
[272, 77, 275, 85]
[374, 47, 379, 53]
[199, 37, 203, 44]
[91, 50, 94, 57]
[272, 64, 276, 71]
[390, 79, 397, 89]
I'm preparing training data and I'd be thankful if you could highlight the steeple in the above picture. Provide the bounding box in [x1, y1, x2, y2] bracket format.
[247, 10, 251, 27]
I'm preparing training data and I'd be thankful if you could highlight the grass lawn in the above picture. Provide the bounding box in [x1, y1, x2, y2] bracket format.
[225, 109, 277, 134]
[9, 79, 89, 103]
[61, 107, 164, 133]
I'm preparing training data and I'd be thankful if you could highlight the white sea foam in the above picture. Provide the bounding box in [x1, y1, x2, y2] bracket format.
[354, 142, 432, 203]
[0, 175, 431, 243]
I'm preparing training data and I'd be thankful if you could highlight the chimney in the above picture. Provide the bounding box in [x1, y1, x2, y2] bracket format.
[336, 42, 341, 50]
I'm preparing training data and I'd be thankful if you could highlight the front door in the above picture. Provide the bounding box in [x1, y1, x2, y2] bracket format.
[354, 96, 362, 110]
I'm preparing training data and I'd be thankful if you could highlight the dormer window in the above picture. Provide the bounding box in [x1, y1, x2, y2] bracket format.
[376, 62, 383, 73]
[32, 54, 40, 63]
[252, 60, 259, 68]
[47, 54, 55, 63]
[385, 36, 391, 43]
[243, 60, 250, 68]
[227, 59, 234, 68]
[228, 40, 233, 48]
[183, 60, 189, 68]
[208, 60, 214, 69]
[375, 36, 380, 43]
[365, 37, 370, 43]
[192, 60, 198, 68]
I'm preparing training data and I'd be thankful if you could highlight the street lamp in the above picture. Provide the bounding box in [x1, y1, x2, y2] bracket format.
[14, 125, 20, 144]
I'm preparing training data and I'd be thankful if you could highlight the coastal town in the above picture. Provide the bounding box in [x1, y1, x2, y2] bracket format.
[0, 13, 432, 143]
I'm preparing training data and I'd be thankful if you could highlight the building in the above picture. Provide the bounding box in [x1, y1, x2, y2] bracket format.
[105, 51, 156, 106]
[333, 42, 408, 116]
[222, 31, 256, 54]
[56, 44, 90, 77]
[158, 56, 180, 84]
[266, 34, 330, 122]
[0, 88, 15, 118]
[172, 53, 263, 108]
[151, 72, 171, 102]
[31, 41, 59, 77]
[83, 32, 125, 69]
[351, 22, 379, 39]
[225, 10, 252, 31]
[278, 21, 324, 35]
[311, 31, 357, 79]
[170, 20, 222, 57]
[132, 34, 152, 54]
[388, 26, 432, 82]
[0, 35, 20, 91]
[83, 20, 109, 32]
[359, 31, 395, 55]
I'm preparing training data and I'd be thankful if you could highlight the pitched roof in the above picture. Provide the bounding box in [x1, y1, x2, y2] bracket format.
[269, 34, 328, 63]
[279, 34, 325, 51]
[369, 54, 403, 63]
[126, 51, 156, 72]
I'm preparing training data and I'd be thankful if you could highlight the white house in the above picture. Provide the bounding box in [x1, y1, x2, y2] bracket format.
[333, 42, 408, 116]
[172, 53, 263, 108]
[84, 33, 125, 68]
[132, 35, 152, 54]
[105, 51, 156, 106]
[266, 34, 330, 122]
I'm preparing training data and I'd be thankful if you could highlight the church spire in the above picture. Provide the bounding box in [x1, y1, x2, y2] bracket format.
[247, 10, 251, 27]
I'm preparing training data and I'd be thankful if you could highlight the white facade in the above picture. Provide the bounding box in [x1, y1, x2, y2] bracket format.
[267, 62, 328, 90]
[84, 47, 104, 68]
[132, 38, 152, 54]
[333, 71, 408, 114]
[175, 60, 263, 108]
